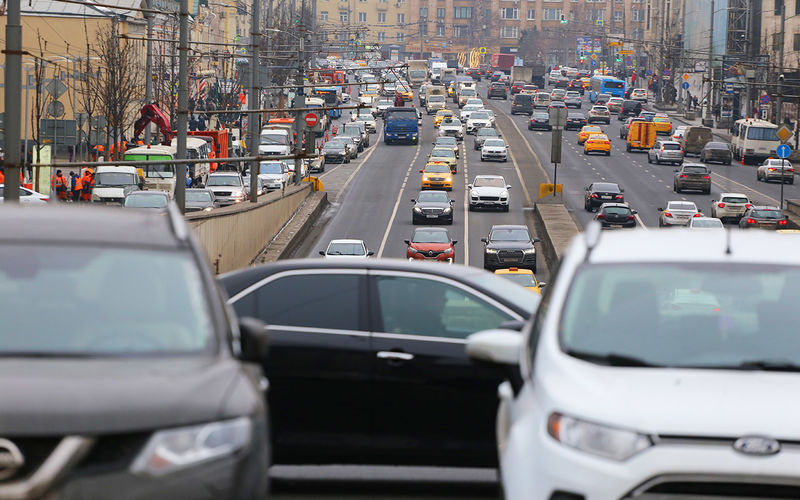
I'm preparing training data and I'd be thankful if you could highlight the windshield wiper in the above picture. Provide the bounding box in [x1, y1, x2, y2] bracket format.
[565, 349, 657, 367]
[728, 359, 800, 372]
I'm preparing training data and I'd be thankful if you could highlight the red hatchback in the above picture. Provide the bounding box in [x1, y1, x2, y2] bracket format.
[510, 81, 526, 94]
[405, 227, 457, 263]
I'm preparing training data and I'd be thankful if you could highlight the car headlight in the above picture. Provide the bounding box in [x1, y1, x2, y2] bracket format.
[203, 207, 213, 212]
[413, 207, 422, 213]
[130, 417, 252, 477]
[547, 413, 652, 461]
[523, 248, 536, 254]
[407, 247, 419, 254]
[442, 207, 452, 213]
[443, 247, 453, 254]
[485, 248, 498, 254]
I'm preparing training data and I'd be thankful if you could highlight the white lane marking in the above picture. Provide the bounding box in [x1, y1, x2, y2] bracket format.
[711, 172, 781, 205]
[462, 148, 469, 265]
[504, 144, 533, 206]
[377, 141, 422, 258]
[320, 121, 381, 181]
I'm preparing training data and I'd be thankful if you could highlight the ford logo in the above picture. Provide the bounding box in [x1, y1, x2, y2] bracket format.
[732, 436, 781, 456]
[0, 438, 25, 480]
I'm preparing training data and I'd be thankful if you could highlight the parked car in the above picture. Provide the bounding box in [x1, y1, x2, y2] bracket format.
[184, 188, 219, 212]
[0, 185, 49, 204]
[488, 82, 508, 99]
[584, 182, 624, 211]
[411, 190, 455, 224]
[648, 140, 684, 165]
[468, 175, 511, 211]
[710, 193, 752, 223]
[757, 158, 795, 184]
[122, 190, 170, 210]
[0, 204, 271, 498]
[700, 141, 733, 165]
[658, 200, 701, 227]
[674, 163, 712, 193]
[319, 239, 373, 258]
[594, 202, 637, 229]
[529, 112, 552, 131]
[482, 224, 539, 272]
[739, 205, 789, 229]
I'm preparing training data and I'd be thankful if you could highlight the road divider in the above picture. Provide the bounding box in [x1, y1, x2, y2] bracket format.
[531, 203, 581, 270]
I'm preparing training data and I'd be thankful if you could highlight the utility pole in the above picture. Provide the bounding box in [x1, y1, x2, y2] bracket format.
[145, 0, 154, 145]
[4, 0, 22, 202]
[294, 0, 307, 185]
[704, 0, 714, 127]
[249, 0, 261, 202]
[776, 1, 786, 123]
[176, 0, 189, 212]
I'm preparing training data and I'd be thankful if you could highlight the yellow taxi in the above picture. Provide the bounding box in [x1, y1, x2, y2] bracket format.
[581, 77, 591, 89]
[447, 82, 455, 97]
[577, 125, 603, 145]
[428, 147, 458, 173]
[434, 109, 454, 128]
[652, 115, 673, 135]
[420, 161, 454, 191]
[494, 268, 543, 294]
[584, 133, 611, 156]
[396, 84, 413, 101]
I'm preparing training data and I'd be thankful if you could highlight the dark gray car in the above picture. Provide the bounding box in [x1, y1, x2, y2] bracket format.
[674, 163, 712, 194]
[474, 127, 500, 150]
[185, 188, 219, 212]
[411, 190, 455, 225]
[123, 190, 170, 210]
[0, 205, 270, 499]
[482, 224, 540, 273]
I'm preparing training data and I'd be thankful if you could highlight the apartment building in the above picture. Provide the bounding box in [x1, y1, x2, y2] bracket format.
[316, 0, 410, 49]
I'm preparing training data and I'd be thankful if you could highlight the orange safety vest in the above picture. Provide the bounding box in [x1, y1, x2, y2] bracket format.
[0, 171, 5, 184]
[55, 175, 67, 188]
[74, 176, 83, 191]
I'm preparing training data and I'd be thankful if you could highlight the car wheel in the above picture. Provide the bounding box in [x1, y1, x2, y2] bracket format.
[606, 151, 611, 156]
[583, 149, 588, 155]
[468, 204, 475, 211]
[448, 217, 454, 225]
[647, 155, 652, 163]
[502, 205, 509, 212]
[626, 144, 632, 152]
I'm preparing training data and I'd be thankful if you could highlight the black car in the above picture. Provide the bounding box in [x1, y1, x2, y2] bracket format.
[218, 259, 539, 467]
[0, 205, 270, 498]
[568, 79, 585, 95]
[466, 68, 482, 81]
[322, 141, 350, 163]
[511, 93, 535, 115]
[185, 188, 220, 212]
[584, 182, 625, 211]
[618, 99, 644, 120]
[412, 190, 455, 224]
[565, 113, 587, 131]
[487, 82, 508, 100]
[528, 112, 552, 131]
[552, 77, 570, 89]
[594, 202, 638, 229]
[700, 141, 733, 165]
[482, 224, 540, 273]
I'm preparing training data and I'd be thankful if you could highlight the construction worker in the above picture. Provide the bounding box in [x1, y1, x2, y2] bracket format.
[72, 172, 83, 202]
[54, 170, 68, 201]
[0, 168, 5, 184]
[80, 168, 94, 202]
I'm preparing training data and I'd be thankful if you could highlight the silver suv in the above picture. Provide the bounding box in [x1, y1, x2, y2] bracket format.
[648, 140, 684, 165]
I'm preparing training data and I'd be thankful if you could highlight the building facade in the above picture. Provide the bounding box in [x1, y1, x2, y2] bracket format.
[316, 0, 410, 51]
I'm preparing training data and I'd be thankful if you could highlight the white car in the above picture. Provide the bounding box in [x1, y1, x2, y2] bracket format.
[255, 160, 291, 191]
[710, 192, 752, 223]
[466, 111, 492, 134]
[341, 92, 350, 103]
[0, 185, 49, 204]
[483, 109, 497, 127]
[481, 138, 508, 162]
[688, 216, 724, 229]
[757, 158, 795, 184]
[438, 118, 464, 140]
[468, 175, 511, 211]
[658, 200, 701, 227]
[460, 104, 484, 121]
[465, 98, 484, 108]
[631, 88, 649, 102]
[375, 99, 393, 116]
[354, 112, 377, 133]
[319, 239, 373, 258]
[672, 125, 689, 141]
[467, 227, 800, 500]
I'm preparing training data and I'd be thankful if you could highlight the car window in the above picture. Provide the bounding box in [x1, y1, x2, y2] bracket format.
[752, 210, 783, 219]
[418, 191, 449, 202]
[375, 275, 512, 339]
[432, 149, 455, 158]
[692, 219, 723, 228]
[662, 143, 681, 150]
[252, 273, 361, 330]
[412, 229, 450, 243]
[668, 202, 698, 211]
[683, 166, 708, 174]
[474, 177, 505, 188]
[425, 164, 451, 173]
[603, 206, 631, 215]
[721, 196, 748, 203]
[490, 228, 529, 241]
[484, 139, 505, 147]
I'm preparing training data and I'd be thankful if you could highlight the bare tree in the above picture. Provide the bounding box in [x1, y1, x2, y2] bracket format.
[30, 31, 50, 191]
[72, 20, 102, 160]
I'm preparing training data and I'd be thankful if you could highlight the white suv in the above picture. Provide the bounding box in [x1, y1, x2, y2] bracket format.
[468, 227, 800, 500]
[710, 192, 752, 223]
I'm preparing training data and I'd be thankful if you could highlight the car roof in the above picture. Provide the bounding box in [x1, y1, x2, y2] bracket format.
[719, 192, 748, 197]
[474, 174, 504, 179]
[0, 205, 181, 248]
[491, 224, 527, 230]
[329, 239, 365, 244]
[599, 202, 629, 209]
[128, 190, 168, 196]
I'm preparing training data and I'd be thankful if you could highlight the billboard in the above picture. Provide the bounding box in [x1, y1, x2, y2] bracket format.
[577, 37, 603, 58]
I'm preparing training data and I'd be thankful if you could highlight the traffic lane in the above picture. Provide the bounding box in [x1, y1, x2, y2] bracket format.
[305, 120, 421, 257]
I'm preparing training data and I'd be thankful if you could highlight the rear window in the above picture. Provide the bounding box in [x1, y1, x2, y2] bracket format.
[706, 142, 729, 150]
[593, 183, 620, 193]
[683, 166, 708, 174]
[752, 210, 783, 219]
[662, 143, 681, 150]
[721, 196, 748, 203]
[603, 206, 631, 216]
[514, 94, 533, 103]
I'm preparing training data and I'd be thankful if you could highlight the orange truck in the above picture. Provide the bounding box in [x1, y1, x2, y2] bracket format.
[188, 130, 232, 172]
[626, 120, 657, 152]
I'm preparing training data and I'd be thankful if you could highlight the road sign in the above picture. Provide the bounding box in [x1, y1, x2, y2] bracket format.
[663, 68, 671, 77]
[682, 73, 690, 80]
[777, 125, 793, 143]
[681, 82, 690, 90]
[591, 54, 597, 60]
[47, 100, 65, 118]
[725, 82, 735, 94]
[761, 94, 771, 105]
[595, 20, 603, 26]
[45, 79, 68, 99]
[479, 47, 487, 54]
[549, 107, 568, 128]
[618, 50, 634, 55]
[625, 56, 633, 66]
[304, 112, 318, 128]
[777, 144, 791, 159]
[591, 60, 597, 67]
[645, 69, 652, 76]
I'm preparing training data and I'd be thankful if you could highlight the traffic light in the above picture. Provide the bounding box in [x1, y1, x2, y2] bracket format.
[616, 56, 622, 63]
[580, 57, 585, 64]
[559, 14, 567, 24]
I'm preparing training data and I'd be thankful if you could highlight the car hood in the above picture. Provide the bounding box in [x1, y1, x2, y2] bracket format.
[482, 146, 507, 152]
[471, 186, 507, 197]
[543, 356, 800, 438]
[185, 200, 213, 210]
[0, 357, 256, 435]
[415, 201, 451, 210]
[208, 185, 244, 193]
[486, 240, 533, 250]
[92, 186, 131, 198]
[258, 174, 284, 182]
[409, 242, 453, 251]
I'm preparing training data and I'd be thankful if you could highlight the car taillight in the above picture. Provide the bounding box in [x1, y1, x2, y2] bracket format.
[779, 219, 788, 225]
[746, 218, 756, 224]
[596, 214, 606, 219]
[627, 215, 635, 221]
[745, 203, 752, 209]
[702, 175, 710, 179]
[768, 167, 776, 171]
[679, 174, 687, 178]
[717, 202, 726, 208]
[746, 148, 755, 154]
[41, 197, 49, 202]
[615, 194, 624, 199]
[693, 213, 701, 217]
[789, 169, 795, 172]
[664, 212, 672, 217]
[590, 193, 598, 198]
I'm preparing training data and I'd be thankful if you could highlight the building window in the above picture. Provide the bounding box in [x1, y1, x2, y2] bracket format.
[796, 0, 800, 15]
[614, 10, 622, 20]
[775, 0, 784, 15]
[437, 7, 445, 18]
[396, 32, 405, 42]
[377, 12, 386, 22]
[419, 7, 428, 17]
[397, 13, 405, 24]
[377, 31, 386, 41]
[453, 25, 469, 36]
[420, 22, 428, 35]
[586, 9, 604, 20]
[527, 8, 536, 19]
[500, 26, 519, 38]
[773, 32, 784, 52]
[632, 8, 644, 20]
[500, 7, 519, 19]
[436, 24, 445, 36]
[543, 7, 562, 19]
[320, 10, 328, 20]
[339, 11, 348, 21]
[454, 7, 473, 18]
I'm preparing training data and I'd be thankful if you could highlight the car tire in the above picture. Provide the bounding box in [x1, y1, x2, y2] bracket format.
[468, 204, 475, 212]
[606, 151, 611, 156]
[447, 218, 454, 225]
[626, 144, 632, 152]
[647, 155, 652, 163]
[502, 205, 509, 212]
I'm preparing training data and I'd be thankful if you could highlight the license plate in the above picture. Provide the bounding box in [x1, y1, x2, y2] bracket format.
[426, 214, 438, 218]
[502, 259, 520, 263]
[611, 225, 623, 228]
[602, 195, 612, 199]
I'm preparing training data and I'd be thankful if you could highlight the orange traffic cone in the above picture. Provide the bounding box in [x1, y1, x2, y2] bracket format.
[741, 153, 745, 166]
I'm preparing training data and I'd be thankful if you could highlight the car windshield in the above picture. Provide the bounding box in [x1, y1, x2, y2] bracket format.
[721, 196, 748, 203]
[484, 139, 505, 147]
[478, 128, 499, 137]
[432, 149, 455, 158]
[328, 140, 348, 148]
[412, 229, 450, 243]
[259, 163, 283, 174]
[141, 164, 174, 179]
[498, 273, 537, 288]
[692, 219, 723, 228]
[0, 245, 213, 355]
[186, 190, 212, 203]
[752, 210, 783, 219]
[668, 202, 698, 211]
[490, 228, 529, 241]
[327, 242, 365, 255]
[95, 172, 137, 187]
[124, 194, 168, 209]
[260, 133, 287, 145]
[418, 191, 449, 203]
[425, 164, 451, 173]
[474, 177, 505, 188]
[683, 166, 708, 174]
[603, 206, 631, 215]
[207, 176, 241, 187]
[470, 112, 489, 120]
[560, 263, 800, 368]
[442, 119, 462, 127]
[747, 127, 779, 141]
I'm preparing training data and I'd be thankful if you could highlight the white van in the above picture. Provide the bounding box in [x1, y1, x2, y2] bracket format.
[91, 165, 143, 204]
[731, 118, 780, 163]
[258, 128, 292, 157]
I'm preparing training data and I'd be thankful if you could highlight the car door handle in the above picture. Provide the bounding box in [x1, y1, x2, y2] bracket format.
[377, 351, 414, 361]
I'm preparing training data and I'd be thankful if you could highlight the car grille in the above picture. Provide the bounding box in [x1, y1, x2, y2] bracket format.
[479, 196, 500, 201]
[422, 250, 443, 257]
[215, 191, 232, 197]
[422, 208, 442, 215]
[629, 478, 800, 499]
[498, 250, 524, 263]
[429, 177, 446, 182]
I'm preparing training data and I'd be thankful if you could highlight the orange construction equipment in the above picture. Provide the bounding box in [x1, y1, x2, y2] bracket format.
[188, 129, 231, 173]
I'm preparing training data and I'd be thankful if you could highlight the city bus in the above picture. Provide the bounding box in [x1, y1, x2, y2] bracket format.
[589, 75, 626, 101]
[314, 87, 342, 119]
[731, 118, 780, 163]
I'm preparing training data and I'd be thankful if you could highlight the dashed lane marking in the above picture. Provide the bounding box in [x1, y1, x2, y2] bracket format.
[377, 141, 422, 258]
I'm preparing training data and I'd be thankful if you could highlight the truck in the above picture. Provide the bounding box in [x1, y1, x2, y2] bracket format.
[510, 66, 534, 84]
[529, 63, 547, 87]
[383, 107, 419, 145]
[491, 53, 516, 73]
[407, 59, 429, 87]
[430, 61, 448, 82]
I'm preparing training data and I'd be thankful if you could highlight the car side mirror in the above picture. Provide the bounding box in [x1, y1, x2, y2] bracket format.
[237, 317, 270, 362]
[319, 250, 325, 256]
[506, 185, 512, 189]
[480, 237, 488, 243]
[538, 282, 547, 289]
[533, 237, 541, 243]
[673, 168, 679, 172]
[404, 240, 410, 245]
[450, 199, 455, 203]
[419, 169, 424, 173]
[585, 187, 590, 191]
[467, 184, 473, 189]
[466, 329, 521, 366]
[657, 208, 664, 212]
[632, 210, 638, 215]
[620, 188, 625, 193]
[367, 251, 375, 256]
[452, 240, 458, 245]
[410, 199, 416, 203]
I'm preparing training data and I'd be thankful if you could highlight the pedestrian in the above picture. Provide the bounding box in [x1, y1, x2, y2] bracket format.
[686, 91, 693, 110]
[54, 169, 68, 202]
[80, 168, 94, 202]
[71, 171, 82, 202]
[693, 96, 699, 110]
[186, 171, 192, 189]
[394, 92, 404, 107]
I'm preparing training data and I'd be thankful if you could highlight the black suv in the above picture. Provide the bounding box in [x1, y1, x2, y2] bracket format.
[528, 111, 552, 131]
[488, 82, 508, 100]
[482, 224, 540, 272]
[618, 99, 644, 120]
[0, 205, 270, 498]
[565, 112, 587, 130]
[511, 93, 534, 115]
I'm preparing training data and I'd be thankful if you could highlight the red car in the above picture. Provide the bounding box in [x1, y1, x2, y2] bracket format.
[510, 81, 526, 94]
[405, 227, 457, 263]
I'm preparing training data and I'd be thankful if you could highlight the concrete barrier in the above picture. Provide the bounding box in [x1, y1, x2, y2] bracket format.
[186, 183, 312, 274]
[531, 203, 581, 270]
